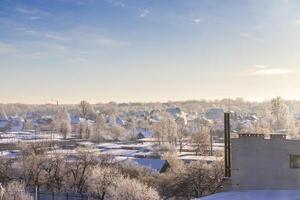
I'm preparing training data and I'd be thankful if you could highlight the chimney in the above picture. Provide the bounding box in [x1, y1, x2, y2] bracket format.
[224, 112, 231, 177]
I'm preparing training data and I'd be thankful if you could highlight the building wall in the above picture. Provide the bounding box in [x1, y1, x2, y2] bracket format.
[231, 134, 300, 190]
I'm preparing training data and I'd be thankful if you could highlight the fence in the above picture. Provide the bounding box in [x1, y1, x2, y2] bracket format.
[3, 191, 89, 200]
[32, 192, 89, 200]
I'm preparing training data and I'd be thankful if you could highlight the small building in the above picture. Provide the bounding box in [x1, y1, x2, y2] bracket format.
[0, 113, 9, 132]
[70, 113, 85, 125]
[26, 112, 41, 120]
[116, 117, 126, 126]
[35, 116, 53, 126]
[136, 128, 154, 139]
[199, 190, 300, 200]
[8, 116, 24, 132]
[230, 133, 300, 190]
[206, 108, 224, 121]
[166, 107, 182, 118]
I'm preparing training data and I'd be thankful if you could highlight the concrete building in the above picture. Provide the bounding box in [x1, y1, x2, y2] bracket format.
[231, 133, 300, 190]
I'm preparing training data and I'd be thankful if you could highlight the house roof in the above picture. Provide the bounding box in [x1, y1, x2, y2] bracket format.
[199, 190, 300, 200]
[137, 129, 153, 138]
[0, 120, 9, 129]
[130, 158, 168, 173]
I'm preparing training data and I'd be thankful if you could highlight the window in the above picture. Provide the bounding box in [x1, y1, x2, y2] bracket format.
[290, 155, 300, 168]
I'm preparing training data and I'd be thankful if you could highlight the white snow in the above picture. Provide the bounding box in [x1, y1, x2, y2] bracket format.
[0, 131, 63, 144]
[100, 149, 138, 156]
[179, 155, 222, 162]
[199, 190, 300, 200]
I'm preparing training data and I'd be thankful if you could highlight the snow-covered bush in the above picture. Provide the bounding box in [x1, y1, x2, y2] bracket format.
[2, 181, 31, 200]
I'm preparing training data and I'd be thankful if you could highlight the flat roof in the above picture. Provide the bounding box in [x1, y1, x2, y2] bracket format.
[199, 190, 300, 200]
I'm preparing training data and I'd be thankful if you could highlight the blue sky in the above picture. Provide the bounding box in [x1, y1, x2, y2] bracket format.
[1, 0, 300, 104]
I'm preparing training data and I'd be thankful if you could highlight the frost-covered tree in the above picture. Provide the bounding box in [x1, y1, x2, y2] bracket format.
[87, 166, 121, 200]
[161, 151, 185, 174]
[271, 97, 289, 130]
[108, 176, 160, 200]
[175, 117, 188, 152]
[53, 108, 71, 138]
[78, 122, 93, 139]
[157, 161, 223, 199]
[126, 117, 137, 140]
[91, 115, 107, 142]
[153, 112, 177, 145]
[60, 120, 72, 139]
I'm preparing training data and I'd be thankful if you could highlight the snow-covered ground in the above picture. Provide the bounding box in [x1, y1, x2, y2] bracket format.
[179, 155, 222, 162]
[0, 131, 62, 144]
[199, 190, 300, 200]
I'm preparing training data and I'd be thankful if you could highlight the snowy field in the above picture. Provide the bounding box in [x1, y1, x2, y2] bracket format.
[0, 131, 63, 144]
[0, 131, 224, 168]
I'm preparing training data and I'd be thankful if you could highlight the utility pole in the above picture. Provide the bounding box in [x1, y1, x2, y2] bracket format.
[210, 128, 213, 156]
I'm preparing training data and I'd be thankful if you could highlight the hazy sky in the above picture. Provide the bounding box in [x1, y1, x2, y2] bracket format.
[1, 0, 300, 104]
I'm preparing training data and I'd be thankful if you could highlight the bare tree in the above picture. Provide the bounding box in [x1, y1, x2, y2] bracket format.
[42, 153, 67, 192]
[153, 112, 177, 145]
[79, 100, 92, 119]
[22, 152, 46, 188]
[66, 148, 98, 193]
[78, 121, 93, 139]
[190, 126, 210, 156]
[175, 117, 188, 153]
[0, 184, 4, 200]
[0, 158, 14, 184]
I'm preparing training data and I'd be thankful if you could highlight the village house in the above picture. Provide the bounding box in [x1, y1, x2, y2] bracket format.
[126, 158, 170, 173]
[0, 118, 9, 132]
[8, 116, 25, 132]
[206, 108, 224, 121]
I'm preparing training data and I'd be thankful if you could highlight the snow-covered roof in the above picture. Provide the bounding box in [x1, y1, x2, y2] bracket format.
[199, 190, 300, 200]
[0, 150, 19, 159]
[116, 117, 126, 126]
[120, 143, 153, 150]
[205, 108, 224, 120]
[166, 107, 182, 117]
[0, 120, 9, 129]
[96, 143, 123, 149]
[136, 129, 154, 138]
[130, 158, 168, 173]
[70, 113, 87, 125]
[179, 155, 222, 162]
[100, 149, 138, 157]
